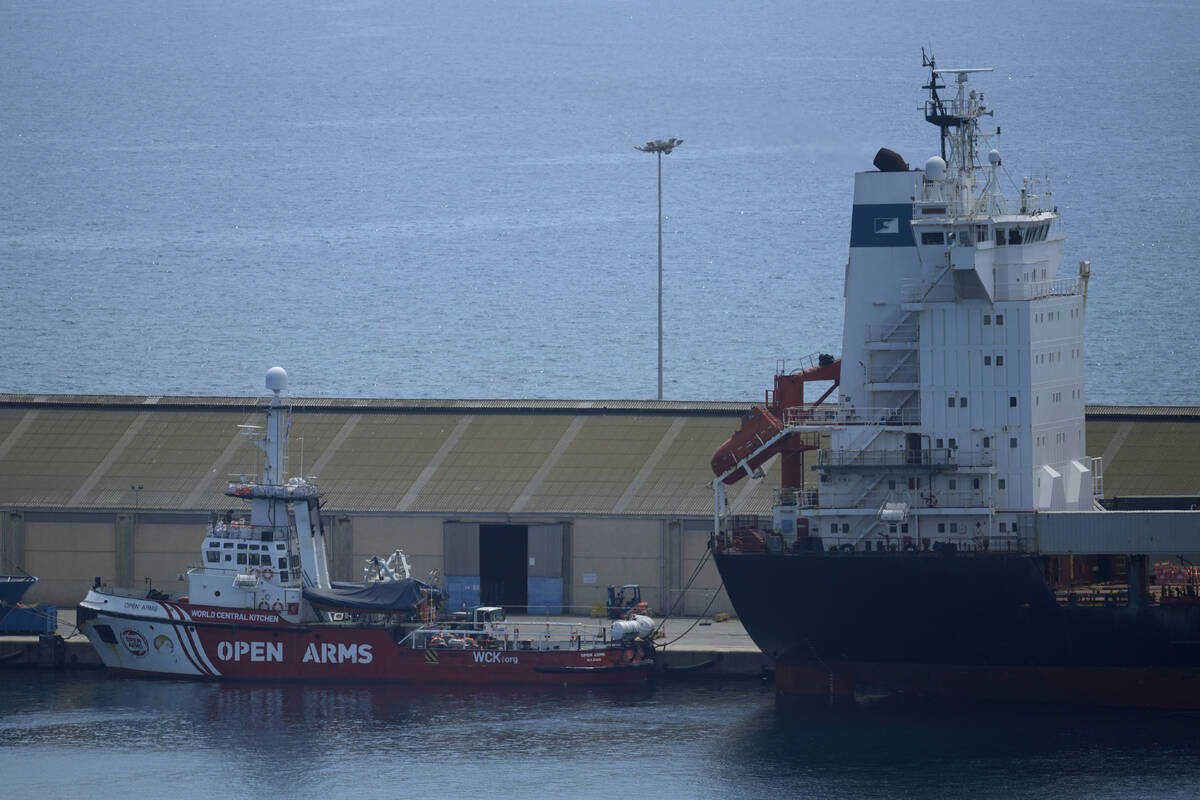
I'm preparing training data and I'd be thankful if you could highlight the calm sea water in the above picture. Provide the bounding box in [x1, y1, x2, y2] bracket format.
[1, 0, 1198, 404]
[2, 670, 1200, 799]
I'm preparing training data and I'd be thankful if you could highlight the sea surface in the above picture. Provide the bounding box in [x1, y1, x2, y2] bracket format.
[2, 0, 1198, 404]
[2, 670, 1200, 800]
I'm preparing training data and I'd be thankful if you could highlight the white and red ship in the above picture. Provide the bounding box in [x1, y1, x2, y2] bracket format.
[78, 368, 654, 684]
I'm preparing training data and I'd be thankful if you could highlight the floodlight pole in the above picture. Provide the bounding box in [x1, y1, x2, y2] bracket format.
[635, 138, 682, 401]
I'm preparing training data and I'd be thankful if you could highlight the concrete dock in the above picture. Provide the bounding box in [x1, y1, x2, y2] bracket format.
[0, 609, 772, 679]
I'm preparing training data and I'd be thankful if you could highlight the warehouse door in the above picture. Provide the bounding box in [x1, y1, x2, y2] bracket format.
[480, 524, 528, 611]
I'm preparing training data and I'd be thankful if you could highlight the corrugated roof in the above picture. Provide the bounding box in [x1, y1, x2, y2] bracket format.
[0, 394, 1196, 516]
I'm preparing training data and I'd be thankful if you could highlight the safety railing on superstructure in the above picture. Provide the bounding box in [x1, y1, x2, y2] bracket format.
[900, 274, 1082, 304]
[718, 529, 1033, 556]
[818, 447, 958, 469]
[782, 405, 919, 427]
[775, 352, 837, 376]
[395, 619, 611, 652]
[993, 276, 1082, 302]
[773, 486, 819, 509]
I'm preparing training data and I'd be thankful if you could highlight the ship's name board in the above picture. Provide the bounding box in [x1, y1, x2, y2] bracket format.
[213, 641, 374, 664]
[190, 608, 283, 624]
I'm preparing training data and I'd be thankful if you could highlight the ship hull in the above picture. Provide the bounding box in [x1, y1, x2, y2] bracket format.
[714, 550, 1200, 708]
[77, 597, 650, 685]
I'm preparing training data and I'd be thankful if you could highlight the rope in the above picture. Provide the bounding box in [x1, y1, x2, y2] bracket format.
[649, 544, 725, 647]
[655, 580, 724, 648]
[1, 605, 79, 639]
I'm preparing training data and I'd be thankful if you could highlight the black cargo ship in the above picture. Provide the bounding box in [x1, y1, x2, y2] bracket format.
[709, 55, 1200, 708]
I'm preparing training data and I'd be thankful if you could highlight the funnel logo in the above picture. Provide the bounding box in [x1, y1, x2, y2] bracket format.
[874, 217, 900, 234]
[121, 629, 149, 657]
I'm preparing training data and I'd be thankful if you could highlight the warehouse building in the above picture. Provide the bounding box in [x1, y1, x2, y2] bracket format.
[1, 394, 1197, 614]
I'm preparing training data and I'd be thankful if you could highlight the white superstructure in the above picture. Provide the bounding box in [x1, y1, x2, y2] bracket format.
[714, 54, 1100, 552]
[186, 367, 330, 620]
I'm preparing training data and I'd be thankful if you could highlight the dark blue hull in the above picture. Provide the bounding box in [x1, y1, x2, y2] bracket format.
[0, 575, 37, 623]
[714, 550, 1200, 707]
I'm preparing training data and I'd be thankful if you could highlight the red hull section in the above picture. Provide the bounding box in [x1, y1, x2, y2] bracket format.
[777, 659, 1200, 710]
[87, 602, 651, 685]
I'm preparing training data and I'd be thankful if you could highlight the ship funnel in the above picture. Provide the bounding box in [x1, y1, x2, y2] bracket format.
[873, 148, 909, 172]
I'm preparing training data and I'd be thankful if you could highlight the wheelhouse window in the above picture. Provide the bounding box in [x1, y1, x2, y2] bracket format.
[921, 231, 945, 245]
[1008, 228, 1023, 245]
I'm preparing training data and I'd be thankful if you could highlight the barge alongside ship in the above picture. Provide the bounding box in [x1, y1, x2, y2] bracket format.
[710, 54, 1200, 709]
[77, 368, 654, 684]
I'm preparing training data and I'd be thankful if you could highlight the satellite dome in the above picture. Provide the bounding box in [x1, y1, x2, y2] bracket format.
[924, 156, 946, 180]
[265, 366, 288, 393]
[988, 149, 1001, 166]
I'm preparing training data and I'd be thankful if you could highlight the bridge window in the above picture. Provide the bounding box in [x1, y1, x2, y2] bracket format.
[995, 229, 1006, 246]
[206, 551, 220, 563]
[1008, 228, 1023, 245]
[921, 231, 945, 245]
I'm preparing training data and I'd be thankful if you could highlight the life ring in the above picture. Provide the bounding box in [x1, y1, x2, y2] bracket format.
[924, 495, 938, 507]
[249, 567, 260, 577]
[258, 600, 270, 610]
[271, 601, 283, 612]
[261, 568, 274, 581]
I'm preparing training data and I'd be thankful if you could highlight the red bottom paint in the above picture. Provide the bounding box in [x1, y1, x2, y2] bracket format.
[776, 659, 1200, 709]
